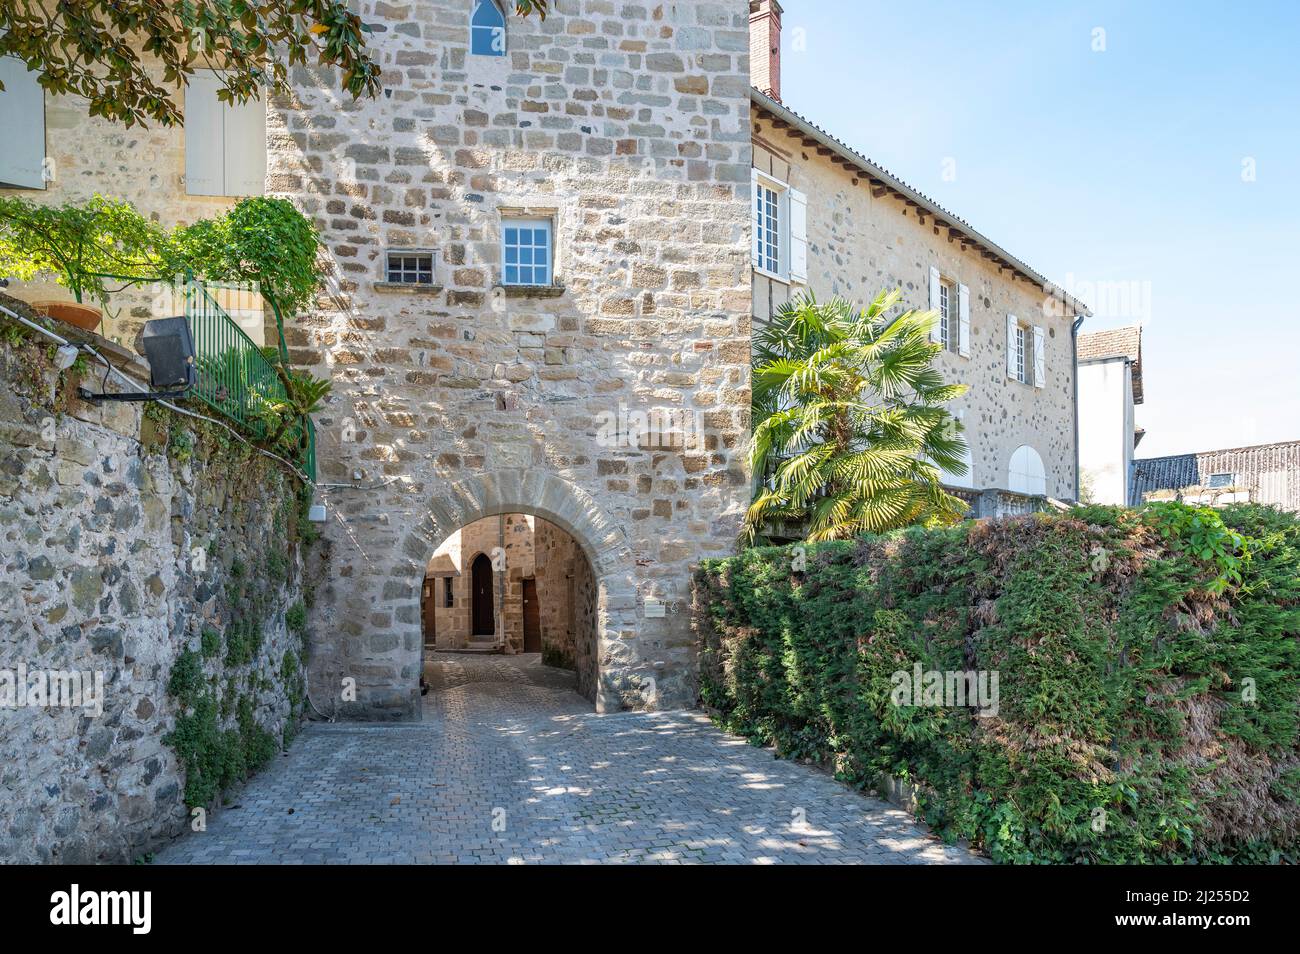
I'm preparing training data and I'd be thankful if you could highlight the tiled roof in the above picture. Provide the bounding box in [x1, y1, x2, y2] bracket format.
[751, 88, 1092, 319]
[1078, 326, 1143, 403]
[1130, 439, 1300, 510]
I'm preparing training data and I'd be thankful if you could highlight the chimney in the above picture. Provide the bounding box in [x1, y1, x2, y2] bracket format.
[749, 0, 783, 103]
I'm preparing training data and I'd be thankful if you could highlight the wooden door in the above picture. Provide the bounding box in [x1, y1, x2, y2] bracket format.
[471, 554, 495, 636]
[522, 578, 541, 653]
[422, 579, 437, 647]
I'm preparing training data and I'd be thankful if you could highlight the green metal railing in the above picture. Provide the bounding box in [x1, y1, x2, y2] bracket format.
[183, 280, 317, 484]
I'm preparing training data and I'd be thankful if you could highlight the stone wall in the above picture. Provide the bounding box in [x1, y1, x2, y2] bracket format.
[751, 110, 1080, 500]
[278, 0, 753, 717]
[0, 301, 308, 863]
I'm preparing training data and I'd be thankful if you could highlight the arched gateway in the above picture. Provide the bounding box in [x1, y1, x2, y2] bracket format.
[400, 469, 640, 715]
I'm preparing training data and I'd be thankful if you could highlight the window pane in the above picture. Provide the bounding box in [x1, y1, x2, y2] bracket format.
[519, 266, 533, 284]
[505, 246, 518, 264]
[505, 228, 518, 245]
[505, 265, 518, 284]
[519, 246, 533, 264]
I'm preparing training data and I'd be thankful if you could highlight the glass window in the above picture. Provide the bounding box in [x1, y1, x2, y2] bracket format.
[755, 182, 781, 275]
[386, 250, 435, 285]
[1014, 325, 1027, 382]
[1207, 473, 1235, 488]
[472, 0, 507, 56]
[502, 219, 552, 286]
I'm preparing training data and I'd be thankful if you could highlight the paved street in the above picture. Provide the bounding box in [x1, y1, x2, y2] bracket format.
[154, 653, 981, 864]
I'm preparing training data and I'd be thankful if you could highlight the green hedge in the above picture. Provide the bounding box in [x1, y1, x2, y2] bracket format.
[695, 503, 1300, 863]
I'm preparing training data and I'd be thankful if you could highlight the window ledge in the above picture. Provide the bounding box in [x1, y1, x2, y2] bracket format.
[495, 284, 566, 299]
[374, 281, 444, 296]
[753, 266, 790, 286]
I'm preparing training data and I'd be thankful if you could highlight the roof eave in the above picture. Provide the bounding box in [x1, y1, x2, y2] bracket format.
[750, 88, 1093, 318]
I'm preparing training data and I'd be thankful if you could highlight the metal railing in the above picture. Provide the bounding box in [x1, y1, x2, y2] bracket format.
[183, 280, 316, 483]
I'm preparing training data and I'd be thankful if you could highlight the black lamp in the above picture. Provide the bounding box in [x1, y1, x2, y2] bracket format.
[78, 316, 197, 403]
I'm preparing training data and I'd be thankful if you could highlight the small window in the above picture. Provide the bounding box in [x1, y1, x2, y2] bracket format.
[1207, 473, 1235, 488]
[937, 278, 961, 352]
[444, 577, 454, 608]
[472, 0, 507, 56]
[386, 250, 435, 285]
[502, 218, 553, 286]
[1014, 325, 1028, 383]
[754, 179, 782, 276]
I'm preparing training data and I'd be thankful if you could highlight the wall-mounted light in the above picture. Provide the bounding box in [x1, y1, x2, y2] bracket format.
[78, 316, 196, 403]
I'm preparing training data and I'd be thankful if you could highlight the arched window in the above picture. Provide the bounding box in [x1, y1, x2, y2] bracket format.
[1008, 444, 1047, 496]
[471, 0, 507, 57]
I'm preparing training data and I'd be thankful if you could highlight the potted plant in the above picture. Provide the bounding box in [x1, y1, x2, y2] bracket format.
[0, 194, 163, 331]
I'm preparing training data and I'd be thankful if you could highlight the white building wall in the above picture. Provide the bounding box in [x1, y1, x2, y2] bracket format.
[1078, 358, 1132, 505]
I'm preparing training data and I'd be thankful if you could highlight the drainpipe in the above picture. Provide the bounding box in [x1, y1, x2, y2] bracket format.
[1071, 311, 1086, 502]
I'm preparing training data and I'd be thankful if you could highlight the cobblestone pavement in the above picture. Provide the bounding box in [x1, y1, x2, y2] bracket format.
[155, 653, 983, 864]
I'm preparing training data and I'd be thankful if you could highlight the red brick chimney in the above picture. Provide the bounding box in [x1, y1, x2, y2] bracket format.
[750, 0, 783, 103]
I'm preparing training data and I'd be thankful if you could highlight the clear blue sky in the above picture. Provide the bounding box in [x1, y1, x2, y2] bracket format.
[778, 0, 1300, 458]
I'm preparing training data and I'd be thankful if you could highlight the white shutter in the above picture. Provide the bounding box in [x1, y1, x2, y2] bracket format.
[1006, 314, 1018, 379]
[788, 187, 808, 284]
[928, 265, 942, 343]
[184, 71, 224, 196]
[1033, 325, 1046, 388]
[958, 283, 971, 357]
[750, 167, 762, 268]
[0, 56, 46, 189]
[223, 90, 266, 196]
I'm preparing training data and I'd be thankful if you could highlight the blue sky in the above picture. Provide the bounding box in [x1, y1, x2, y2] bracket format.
[777, 0, 1300, 458]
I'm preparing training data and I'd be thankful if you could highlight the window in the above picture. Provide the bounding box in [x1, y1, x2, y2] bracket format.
[471, 0, 507, 56]
[1009, 444, 1047, 496]
[755, 180, 781, 276]
[928, 267, 969, 356]
[386, 250, 436, 285]
[1014, 325, 1027, 382]
[443, 577, 454, 608]
[184, 70, 266, 197]
[0, 55, 46, 189]
[1207, 473, 1236, 488]
[502, 218, 553, 286]
[1006, 315, 1044, 386]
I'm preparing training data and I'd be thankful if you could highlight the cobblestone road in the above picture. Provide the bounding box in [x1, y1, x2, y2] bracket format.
[155, 653, 982, 864]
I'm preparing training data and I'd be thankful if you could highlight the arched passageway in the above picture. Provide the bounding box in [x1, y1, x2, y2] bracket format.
[422, 513, 600, 704]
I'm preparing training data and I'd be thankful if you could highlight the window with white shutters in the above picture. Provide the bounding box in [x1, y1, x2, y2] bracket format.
[184, 71, 266, 197]
[753, 169, 801, 283]
[0, 56, 46, 190]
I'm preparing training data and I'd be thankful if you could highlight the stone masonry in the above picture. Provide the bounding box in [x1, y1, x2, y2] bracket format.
[273, 1, 754, 718]
[0, 303, 308, 862]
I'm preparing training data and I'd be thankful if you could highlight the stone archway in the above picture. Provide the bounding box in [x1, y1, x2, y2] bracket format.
[399, 469, 639, 714]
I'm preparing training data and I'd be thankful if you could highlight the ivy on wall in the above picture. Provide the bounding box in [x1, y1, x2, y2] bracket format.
[695, 503, 1300, 864]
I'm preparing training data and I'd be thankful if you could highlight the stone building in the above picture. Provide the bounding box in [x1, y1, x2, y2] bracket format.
[422, 514, 597, 692]
[746, 0, 1090, 502]
[273, 0, 754, 717]
[0, 48, 269, 345]
[1077, 326, 1145, 505]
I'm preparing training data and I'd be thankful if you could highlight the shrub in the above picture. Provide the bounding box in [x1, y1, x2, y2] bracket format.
[696, 502, 1300, 863]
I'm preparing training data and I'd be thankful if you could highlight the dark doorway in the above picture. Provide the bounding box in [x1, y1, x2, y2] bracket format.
[522, 578, 541, 653]
[422, 578, 437, 648]
[471, 554, 495, 636]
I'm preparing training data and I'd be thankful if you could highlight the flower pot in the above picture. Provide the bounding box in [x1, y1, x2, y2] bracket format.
[32, 300, 102, 332]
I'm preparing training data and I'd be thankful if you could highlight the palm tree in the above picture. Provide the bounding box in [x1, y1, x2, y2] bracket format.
[745, 290, 971, 543]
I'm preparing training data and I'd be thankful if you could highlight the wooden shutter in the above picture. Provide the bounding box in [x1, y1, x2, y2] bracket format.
[958, 283, 971, 357]
[0, 56, 46, 189]
[1006, 314, 1018, 379]
[184, 71, 224, 196]
[788, 187, 808, 284]
[223, 90, 266, 197]
[929, 266, 942, 343]
[1033, 325, 1046, 388]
